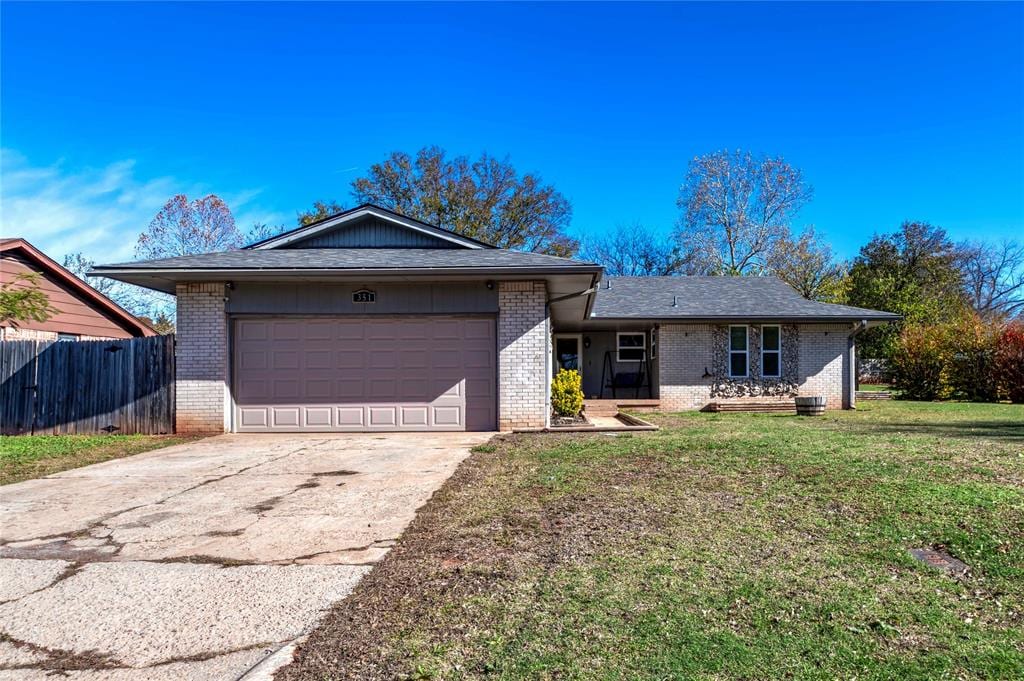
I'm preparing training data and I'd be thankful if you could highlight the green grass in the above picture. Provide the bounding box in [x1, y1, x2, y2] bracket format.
[283, 400, 1024, 680]
[0, 434, 199, 485]
[857, 383, 893, 392]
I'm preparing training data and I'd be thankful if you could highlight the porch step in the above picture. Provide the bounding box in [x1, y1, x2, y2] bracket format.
[584, 399, 661, 416]
[856, 390, 892, 400]
[703, 400, 797, 414]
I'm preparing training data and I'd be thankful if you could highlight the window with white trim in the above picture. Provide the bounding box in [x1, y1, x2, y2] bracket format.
[761, 325, 781, 377]
[728, 326, 748, 377]
[57, 333, 79, 342]
[617, 332, 646, 362]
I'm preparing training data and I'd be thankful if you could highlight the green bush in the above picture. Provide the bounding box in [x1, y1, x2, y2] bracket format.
[551, 369, 584, 417]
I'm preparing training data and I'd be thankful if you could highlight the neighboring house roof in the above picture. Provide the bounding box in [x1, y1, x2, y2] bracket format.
[0, 238, 156, 337]
[590, 276, 901, 322]
[245, 204, 495, 250]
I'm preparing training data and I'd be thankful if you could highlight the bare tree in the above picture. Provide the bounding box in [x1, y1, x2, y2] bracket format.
[767, 226, 848, 302]
[960, 239, 1024, 319]
[62, 252, 153, 321]
[135, 194, 243, 260]
[676, 150, 812, 274]
[579, 223, 683, 276]
[246, 222, 288, 244]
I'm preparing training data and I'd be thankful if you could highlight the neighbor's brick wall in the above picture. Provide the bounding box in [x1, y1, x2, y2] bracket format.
[175, 282, 229, 432]
[0, 327, 117, 341]
[659, 324, 715, 411]
[658, 322, 852, 411]
[498, 281, 549, 430]
[797, 323, 850, 409]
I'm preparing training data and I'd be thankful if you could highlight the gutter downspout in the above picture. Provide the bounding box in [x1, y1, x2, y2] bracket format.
[847, 320, 868, 409]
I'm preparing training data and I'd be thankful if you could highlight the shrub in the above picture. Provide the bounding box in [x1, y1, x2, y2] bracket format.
[995, 321, 1024, 403]
[551, 369, 584, 417]
[945, 314, 1000, 402]
[891, 323, 950, 400]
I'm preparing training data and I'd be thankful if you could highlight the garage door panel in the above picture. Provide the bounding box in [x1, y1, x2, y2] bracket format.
[234, 316, 495, 432]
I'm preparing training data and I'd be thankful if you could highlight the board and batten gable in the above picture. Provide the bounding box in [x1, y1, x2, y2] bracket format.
[280, 216, 463, 249]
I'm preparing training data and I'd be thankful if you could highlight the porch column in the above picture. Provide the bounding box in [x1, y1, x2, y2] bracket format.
[175, 282, 229, 433]
[497, 281, 549, 431]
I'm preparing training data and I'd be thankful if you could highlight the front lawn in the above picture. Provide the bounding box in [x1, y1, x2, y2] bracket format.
[0, 434, 199, 485]
[282, 401, 1024, 680]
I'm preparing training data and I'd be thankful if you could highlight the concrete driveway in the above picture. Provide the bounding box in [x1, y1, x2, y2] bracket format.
[0, 432, 491, 680]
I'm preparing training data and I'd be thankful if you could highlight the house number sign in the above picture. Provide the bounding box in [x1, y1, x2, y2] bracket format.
[352, 289, 376, 303]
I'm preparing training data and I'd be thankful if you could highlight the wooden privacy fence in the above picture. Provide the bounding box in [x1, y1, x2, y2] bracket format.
[1, 335, 175, 435]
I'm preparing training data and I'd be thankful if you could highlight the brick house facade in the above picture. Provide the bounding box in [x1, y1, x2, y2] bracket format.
[94, 204, 896, 434]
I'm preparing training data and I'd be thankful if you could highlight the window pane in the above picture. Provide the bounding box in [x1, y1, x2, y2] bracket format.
[619, 334, 644, 348]
[763, 353, 780, 377]
[619, 348, 645, 361]
[730, 327, 747, 351]
[762, 326, 780, 351]
[730, 352, 747, 376]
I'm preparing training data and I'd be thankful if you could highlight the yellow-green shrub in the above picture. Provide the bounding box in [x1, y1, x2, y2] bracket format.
[551, 369, 584, 417]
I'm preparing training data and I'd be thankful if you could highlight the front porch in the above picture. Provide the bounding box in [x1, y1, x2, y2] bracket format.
[553, 327, 659, 401]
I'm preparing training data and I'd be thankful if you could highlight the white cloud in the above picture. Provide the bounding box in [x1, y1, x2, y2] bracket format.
[0, 150, 289, 264]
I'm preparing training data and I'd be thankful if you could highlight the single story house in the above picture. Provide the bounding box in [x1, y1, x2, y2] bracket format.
[93, 204, 898, 433]
[1, 238, 155, 341]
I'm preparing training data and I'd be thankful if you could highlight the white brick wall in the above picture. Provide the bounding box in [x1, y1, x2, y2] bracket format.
[797, 323, 850, 409]
[658, 322, 852, 411]
[659, 324, 716, 410]
[175, 282, 229, 432]
[498, 281, 549, 430]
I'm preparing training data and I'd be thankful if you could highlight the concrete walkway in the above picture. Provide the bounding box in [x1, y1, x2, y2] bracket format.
[0, 432, 491, 680]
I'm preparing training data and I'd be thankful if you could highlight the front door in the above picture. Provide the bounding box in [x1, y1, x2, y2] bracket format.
[553, 334, 582, 375]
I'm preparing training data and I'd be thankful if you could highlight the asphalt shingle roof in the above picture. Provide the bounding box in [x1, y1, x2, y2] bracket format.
[590, 276, 899, 321]
[95, 249, 598, 272]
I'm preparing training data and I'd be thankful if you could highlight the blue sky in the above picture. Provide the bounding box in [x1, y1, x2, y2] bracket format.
[2, 1, 1022, 264]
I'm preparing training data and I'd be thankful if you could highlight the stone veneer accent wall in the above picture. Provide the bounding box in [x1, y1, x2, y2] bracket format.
[498, 281, 549, 430]
[175, 282, 228, 433]
[659, 322, 852, 411]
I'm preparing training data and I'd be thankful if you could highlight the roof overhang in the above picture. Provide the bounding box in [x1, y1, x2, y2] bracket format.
[245, 204, 491, 250]
[566, 315, 898, 331]
[90, 265, 604, 323]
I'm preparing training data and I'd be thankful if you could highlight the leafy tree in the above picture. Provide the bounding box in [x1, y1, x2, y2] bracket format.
[959, 239, 1024, 320]
[297, 200, 345, 227]
[846, 221, 968, 359]
[767, 226, 848, 302]
[135, 194, 243, 260]
[578, 223, 683, 276]
[349, 146, 577, 255]
[138, 311, 176, 335]
[0, 273, 57, 326]
[676, 150, 812, 274]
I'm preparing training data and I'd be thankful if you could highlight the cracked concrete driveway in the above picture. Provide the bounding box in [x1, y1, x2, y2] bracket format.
[0, 432, 491, 680]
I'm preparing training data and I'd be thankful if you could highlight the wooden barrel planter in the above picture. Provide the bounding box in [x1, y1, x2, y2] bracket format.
[795, 396, 827, 416]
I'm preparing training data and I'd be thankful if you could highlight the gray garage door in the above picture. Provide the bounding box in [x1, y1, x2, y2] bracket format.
[233, 316, 496, 432]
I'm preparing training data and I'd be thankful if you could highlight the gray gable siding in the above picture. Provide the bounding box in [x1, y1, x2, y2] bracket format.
[281, 217, 460, 249]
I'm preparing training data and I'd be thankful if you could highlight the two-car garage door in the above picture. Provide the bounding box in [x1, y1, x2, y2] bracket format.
[233, 316, 496, 432]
